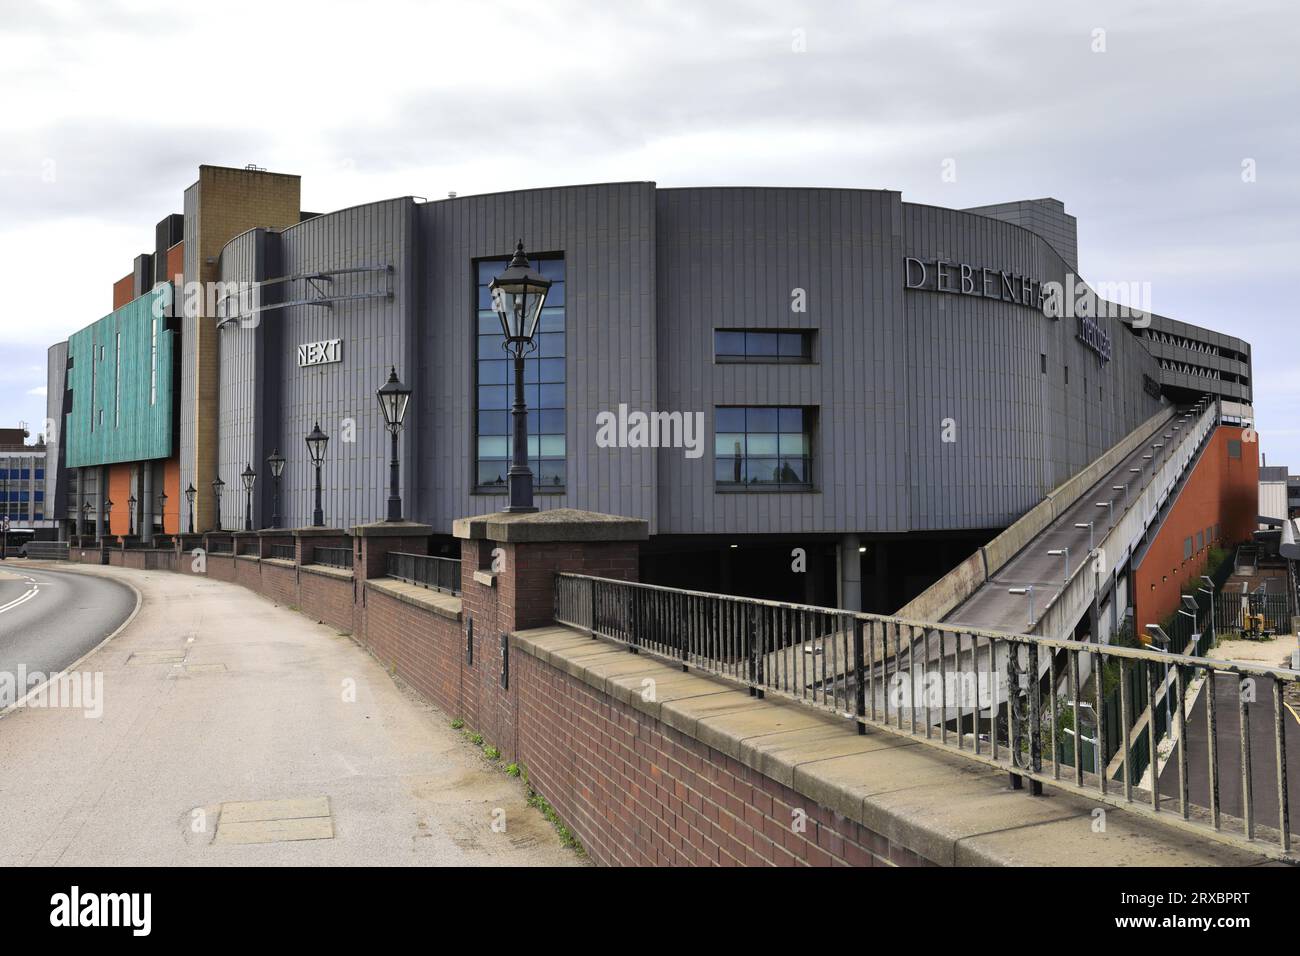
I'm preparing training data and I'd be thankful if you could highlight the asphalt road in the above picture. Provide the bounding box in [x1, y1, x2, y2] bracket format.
[1158, 671, 1300, 830]
[0, 562, 137, 707]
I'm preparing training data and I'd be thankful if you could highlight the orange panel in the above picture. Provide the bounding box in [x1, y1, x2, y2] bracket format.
[107, 464, 132, 536]
[1134, 425, 1260, 636]
[112, 274, 133, 310]
[163, 457, 181, 534]
[165, 241, 184, 287]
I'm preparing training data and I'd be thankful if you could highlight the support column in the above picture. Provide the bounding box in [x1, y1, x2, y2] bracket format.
[142, 462, 153, 546]
[95, 465, 106, 540]
[75, 468, 84, 542]
[839, 533, 862, 611]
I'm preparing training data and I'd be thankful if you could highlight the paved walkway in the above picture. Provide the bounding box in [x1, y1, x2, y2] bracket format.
[0, 563, 584, 866]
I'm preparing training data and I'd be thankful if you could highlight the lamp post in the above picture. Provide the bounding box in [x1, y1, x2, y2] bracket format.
[267, 450, 285, 529]
[185, 483, 196, 534]
[376, 366, 412, 521]
[489, 240, 551, 513]
[1047, 547, 1070, 582]
[104, 498, 113, 540]
[1008, 586, 1035, 627]
[1096, 500, 1113, 526]
[127, 493, 137, 537]
[81, 500, 91, 541]
[1074, 520, 1094, 551]
[1199, 574, 1216, 644]
[1113, 483, 1128, 507]
[306, 422, 329, 527]
[211, 477, 224, 531]
[241, 464, 256, 531]
[157, 489, 168, 537]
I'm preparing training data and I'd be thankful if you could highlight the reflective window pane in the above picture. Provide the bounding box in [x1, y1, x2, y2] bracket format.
[477, 254, 565, 489]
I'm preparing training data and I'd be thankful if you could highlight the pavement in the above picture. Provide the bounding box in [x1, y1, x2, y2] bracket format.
[0, 561, 585, 866]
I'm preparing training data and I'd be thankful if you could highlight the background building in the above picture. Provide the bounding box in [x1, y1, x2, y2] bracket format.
[46, 167, 1259, 612]
[0, 426, 48, 532]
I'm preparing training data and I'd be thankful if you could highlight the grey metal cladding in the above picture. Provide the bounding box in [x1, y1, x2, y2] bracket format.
[215, 228, 261, 529]
[45, 340, 68, 513]
[655, 187, 908, 536]
[901, 203, 1162, 531]
[246, 197, 414, 532]
[416, 183, 659, 532]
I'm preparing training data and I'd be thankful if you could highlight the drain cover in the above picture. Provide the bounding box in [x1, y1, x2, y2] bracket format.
[214, 797, 334, 845]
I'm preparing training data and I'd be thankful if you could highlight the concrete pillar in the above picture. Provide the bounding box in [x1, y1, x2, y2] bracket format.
[95, 465, 106, 540]
[452, 508, 649, 763]
[804, 544, 820, 605]
[839, 533, 862, 611]
[75, 467, 84, 542]
[142, 462, 153, 546]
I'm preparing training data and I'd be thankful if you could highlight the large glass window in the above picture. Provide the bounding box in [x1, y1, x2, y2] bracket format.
[714, 329, 813, 364]
[475, 255, 566, 492]
[714, 406, 814, 490]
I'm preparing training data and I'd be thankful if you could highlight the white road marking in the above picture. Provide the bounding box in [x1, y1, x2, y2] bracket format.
[0, 577, 39, 615]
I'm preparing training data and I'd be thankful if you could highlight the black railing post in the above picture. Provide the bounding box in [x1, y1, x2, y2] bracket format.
[588, 578, 598, 639]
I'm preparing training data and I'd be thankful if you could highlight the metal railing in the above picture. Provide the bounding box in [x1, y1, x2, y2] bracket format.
[555, 572, 1299, 861]
[268, 543, 295, 561]
[385, 551, 461, 595]
[313, 546, 352, 570]
[207, 538, 233, 554]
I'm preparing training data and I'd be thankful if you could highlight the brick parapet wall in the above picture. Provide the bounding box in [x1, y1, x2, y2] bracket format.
[513, 649, 916, 866]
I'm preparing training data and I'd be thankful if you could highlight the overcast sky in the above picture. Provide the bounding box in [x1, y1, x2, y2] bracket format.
[2, 0, 1296, 465]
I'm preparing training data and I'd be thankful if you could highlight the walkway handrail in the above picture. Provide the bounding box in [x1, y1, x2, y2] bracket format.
[555, 570, 1298, 862]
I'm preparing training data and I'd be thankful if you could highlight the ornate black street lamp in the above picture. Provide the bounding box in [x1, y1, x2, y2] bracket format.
[267, 450, 285, 529]
[306, 423, 329, 527]
[376, 367, 412, 521]
[127, 493, 137, 537]
[489, 240, 551, 513]
[184, 483, 196, 534]
[81, 500, 91, 540]
[241, 464, 256, 531]
[211, 476, 224, 531]
[157, 489, 168, 535]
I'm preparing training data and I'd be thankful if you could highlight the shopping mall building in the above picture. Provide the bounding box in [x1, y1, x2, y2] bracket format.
[44, 165, 1258, 613]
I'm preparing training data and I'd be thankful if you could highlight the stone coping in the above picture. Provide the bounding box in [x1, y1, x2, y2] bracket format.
[511, 625, 1270, 868]
[350, 521, 433, 538]
[256, 529, 296, 538]
[300, 563, 353, 581]
[262, 558, 297, 569]
[291, 527, 348, 538]
[365, 578, 462, 621]
[453, 508, 649, 543]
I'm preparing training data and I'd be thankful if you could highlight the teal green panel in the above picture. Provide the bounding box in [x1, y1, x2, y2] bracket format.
[64, 285, 176, 468]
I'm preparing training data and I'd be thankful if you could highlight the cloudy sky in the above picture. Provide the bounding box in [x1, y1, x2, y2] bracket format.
[2, 0, 1296, 464]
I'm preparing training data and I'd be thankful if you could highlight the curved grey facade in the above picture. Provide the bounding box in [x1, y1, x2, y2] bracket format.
[212, 183, 1170, 536]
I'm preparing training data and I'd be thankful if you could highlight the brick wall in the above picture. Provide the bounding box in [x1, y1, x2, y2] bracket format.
[261, 561, 298, 606]
[513, 650, 925, 866]
[1135, 425, 1260, 633]
[362, 587, 463, 717]
[299, 568, 354, 633]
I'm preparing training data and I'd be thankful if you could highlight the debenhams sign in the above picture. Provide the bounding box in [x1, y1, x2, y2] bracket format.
[904, 257, 1112, 364]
